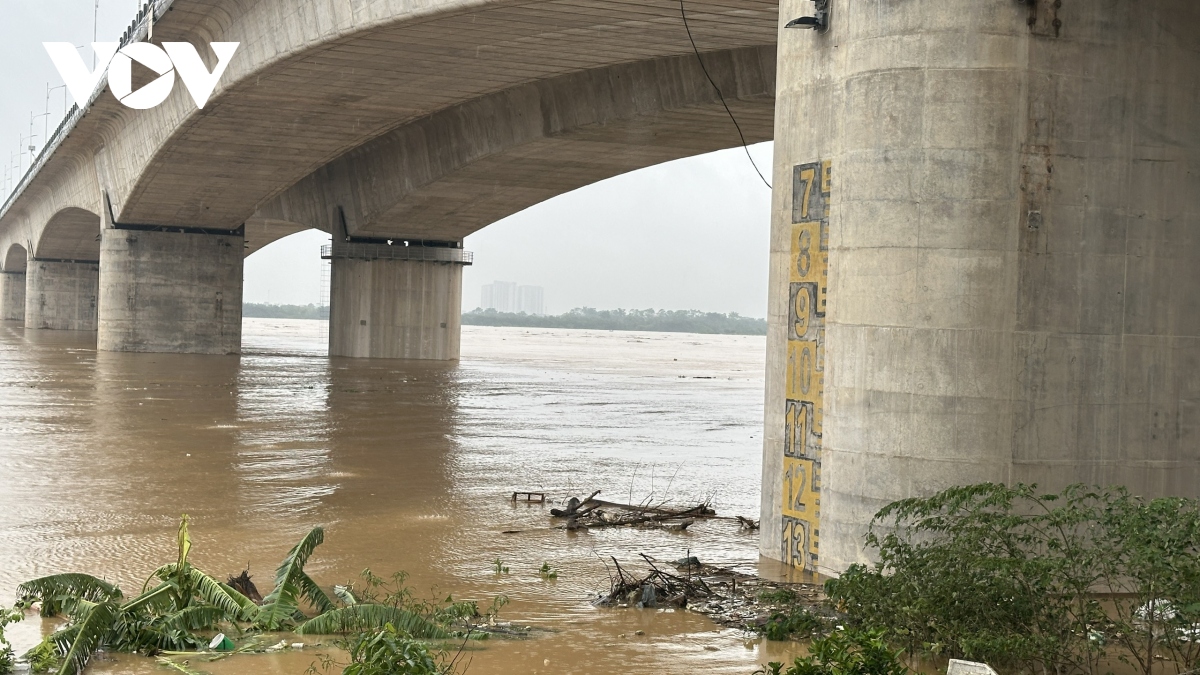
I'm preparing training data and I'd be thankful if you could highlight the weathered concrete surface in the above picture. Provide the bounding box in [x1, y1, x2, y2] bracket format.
[764, 0, 1200, 575]
[25, 261, 99, 331]
[97, 229, 242, 354]
[329, 256, 463, 360]
[1, 273, 26, 322]
[259, 47, 775, 240]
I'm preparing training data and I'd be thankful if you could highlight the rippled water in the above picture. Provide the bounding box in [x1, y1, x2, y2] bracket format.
[0, 319, 806, 674]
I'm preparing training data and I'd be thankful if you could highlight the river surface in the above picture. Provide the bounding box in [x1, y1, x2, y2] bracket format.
[0, 319, 807, 674]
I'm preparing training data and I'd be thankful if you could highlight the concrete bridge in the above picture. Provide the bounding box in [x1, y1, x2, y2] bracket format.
[1, 0, 1198, 576]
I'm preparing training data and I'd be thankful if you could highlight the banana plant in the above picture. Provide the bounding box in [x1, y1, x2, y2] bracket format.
[16, 515, 256, 675]
[254, 526, 337, 630]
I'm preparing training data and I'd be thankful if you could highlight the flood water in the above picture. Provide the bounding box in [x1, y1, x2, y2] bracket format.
[0, 319, 808, 674]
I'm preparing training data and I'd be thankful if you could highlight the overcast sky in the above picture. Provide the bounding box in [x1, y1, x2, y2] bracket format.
[1, 1, 774, 318]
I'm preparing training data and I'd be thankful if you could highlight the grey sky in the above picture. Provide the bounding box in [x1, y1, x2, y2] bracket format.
[2, 1, 774, 318]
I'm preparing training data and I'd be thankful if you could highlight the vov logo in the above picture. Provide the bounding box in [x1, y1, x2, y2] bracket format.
[44, 42, 239, 110]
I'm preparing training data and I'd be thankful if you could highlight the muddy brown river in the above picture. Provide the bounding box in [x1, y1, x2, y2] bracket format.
[0, 319, 809, 674]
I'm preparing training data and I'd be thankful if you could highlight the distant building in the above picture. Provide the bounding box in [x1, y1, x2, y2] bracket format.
[481, 281, 517, 312]
[517, 285, 545, 315]
[481, 281, 544, 315]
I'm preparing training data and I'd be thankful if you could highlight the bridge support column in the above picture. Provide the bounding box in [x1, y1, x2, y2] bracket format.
[763, 0, 1200, 575]
[97, 228, 243, 354]
[327, 243, 469, 360]
[24, 261, 99, 331]
[1, 272, 25, 322]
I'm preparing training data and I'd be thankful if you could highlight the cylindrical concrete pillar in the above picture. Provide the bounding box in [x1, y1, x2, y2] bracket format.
[764, 0, 1200, 575]
[329, 255, 463, 360]
[1, 271, 26, 322]
[25, 261, 99, 331]
[97, 228, 243, 354]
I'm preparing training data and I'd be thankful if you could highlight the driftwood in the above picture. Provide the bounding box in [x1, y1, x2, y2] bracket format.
[227, 569, 263, 604]
[550, 492, 715, 531]
[549, 490, 601, 517]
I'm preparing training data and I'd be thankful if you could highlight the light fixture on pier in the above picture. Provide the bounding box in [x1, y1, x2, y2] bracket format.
[786, 0, 830, 32]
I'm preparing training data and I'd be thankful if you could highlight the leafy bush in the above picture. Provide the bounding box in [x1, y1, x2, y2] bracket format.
[825, 483, 1200, 675]
[762, 606, 826, 641]
[756, 630, 909, 675]
[308, 623, 453, 675]
[0, 606, 20, 674]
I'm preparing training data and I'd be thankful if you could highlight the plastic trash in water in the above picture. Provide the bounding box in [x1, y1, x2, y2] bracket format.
[208, 633, 234, 652]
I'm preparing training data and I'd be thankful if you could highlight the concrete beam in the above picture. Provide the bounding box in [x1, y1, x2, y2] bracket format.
[97, 228, 243, 354]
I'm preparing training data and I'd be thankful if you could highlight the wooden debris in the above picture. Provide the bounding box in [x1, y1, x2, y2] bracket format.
[511, 492, 546, 503]
[736, 516, 760, 531]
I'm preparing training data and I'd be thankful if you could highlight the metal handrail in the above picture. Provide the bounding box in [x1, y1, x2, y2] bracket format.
[0, 0, 177, 221]
[320, 243, 473, 265]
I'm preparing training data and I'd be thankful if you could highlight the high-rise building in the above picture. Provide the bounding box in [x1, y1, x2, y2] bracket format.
[517, 285, 545, 315]
[480, 281, 517, 312]
[481, 281, 543, 314]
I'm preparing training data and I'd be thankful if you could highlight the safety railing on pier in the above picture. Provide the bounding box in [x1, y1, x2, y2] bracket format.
[320, 244, 473, 265]
[0, 0, 178, 221]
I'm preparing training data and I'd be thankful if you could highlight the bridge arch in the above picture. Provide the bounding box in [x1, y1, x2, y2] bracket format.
[36, 208, 101, 262]
[256, 47, 775, 241]
[100, 0, 777, 229]
[3, 244, 27, 272]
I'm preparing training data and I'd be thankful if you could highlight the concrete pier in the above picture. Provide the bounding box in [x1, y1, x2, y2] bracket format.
[1, 272, 25, 322]
[327, 243, 468, 360]
[24, 261, 99, 331]
[763, 0, 1200, 575]
[97, 229, 243, 354]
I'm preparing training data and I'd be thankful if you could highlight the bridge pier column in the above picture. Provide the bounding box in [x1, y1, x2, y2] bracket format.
[326, 242, 468, 360]
[763, 0, 1200, 575]
[24, 260, 99, 331]
[97, 228, 243, 354]
[1, 272, 26, 322]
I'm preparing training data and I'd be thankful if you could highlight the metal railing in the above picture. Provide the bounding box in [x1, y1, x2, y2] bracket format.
[320, 243, 473, 265]
[0, 0, 178, 221]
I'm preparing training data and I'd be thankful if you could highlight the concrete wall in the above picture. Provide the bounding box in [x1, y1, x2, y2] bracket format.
[1, 272, 26, 322]
[764, 0, 1200, 575]
[329, 258, 462, 360]
[97, 229, 243, 355]
[24, 261, 99, 331]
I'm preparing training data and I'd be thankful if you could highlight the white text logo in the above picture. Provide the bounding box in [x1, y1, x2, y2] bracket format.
[43, 42, 240, 110]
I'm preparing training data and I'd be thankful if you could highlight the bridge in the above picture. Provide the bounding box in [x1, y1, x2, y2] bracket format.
[1, 0, 1197, 577]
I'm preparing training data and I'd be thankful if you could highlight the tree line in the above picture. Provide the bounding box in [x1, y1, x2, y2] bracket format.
[243, 304, 768, 336]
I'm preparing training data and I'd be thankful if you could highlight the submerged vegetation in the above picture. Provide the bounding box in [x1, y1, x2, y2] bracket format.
[5, 517, 504, 675]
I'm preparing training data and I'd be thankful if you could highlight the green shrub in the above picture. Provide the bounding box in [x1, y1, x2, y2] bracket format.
[756, 630, 909, 675]
[824, 483, 1200, 675]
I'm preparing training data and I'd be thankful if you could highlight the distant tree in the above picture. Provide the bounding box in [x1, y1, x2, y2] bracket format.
[461, 307, 766, 335]
[243, 303, 328, 320]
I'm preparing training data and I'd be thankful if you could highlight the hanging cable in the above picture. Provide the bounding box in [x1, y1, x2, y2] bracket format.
[679, 0, 772, 190]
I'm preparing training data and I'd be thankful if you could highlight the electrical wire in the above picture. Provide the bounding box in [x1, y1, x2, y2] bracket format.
[679, 0, 772, 190]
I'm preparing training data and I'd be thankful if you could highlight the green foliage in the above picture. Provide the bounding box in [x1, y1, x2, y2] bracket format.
[308, 623, 453, 675]
[24, 638, 59, 673]
[762, 606, 826, 641]
[16, 575, 123, 618]
[491, 559, 509, 575]
[0, 606, 22, 674]
[538, 563, 558, 581]
[758, 588, 798, 604]
[255, 527, 335, 630]
[15, 515, 254, 675]
[756, 630, 909, 675]
[243, 303, 328, 320]
[825, 483, 1200, 675]
[297, 605, 450, 639]
[462, 307, 767, 336]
